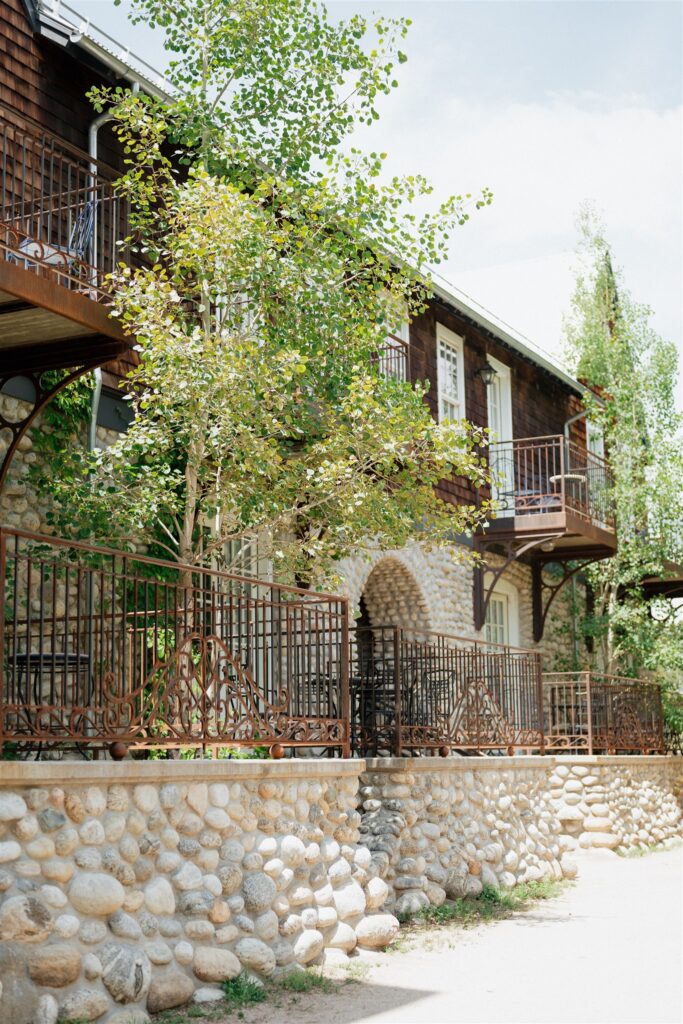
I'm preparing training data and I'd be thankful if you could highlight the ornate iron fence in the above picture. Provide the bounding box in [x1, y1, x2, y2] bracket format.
[350, 625, 544, 756]
[543, 671, 664, 754]
[488, 435, 615, 530]
[0, 528, 349, 757]
[0, 107, 128, 301]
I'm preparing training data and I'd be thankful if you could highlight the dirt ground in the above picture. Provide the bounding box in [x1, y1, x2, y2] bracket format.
[186, 846, 683, 1024]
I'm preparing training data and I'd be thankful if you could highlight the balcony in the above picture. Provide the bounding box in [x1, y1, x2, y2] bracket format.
[376, 332, 410, 383]
[351, 625, 544, 756]
[543, 671, 665, 755]
[485, 434, 616, 557]
[0, 528, 350, 758]
[0, 108, 129, 374]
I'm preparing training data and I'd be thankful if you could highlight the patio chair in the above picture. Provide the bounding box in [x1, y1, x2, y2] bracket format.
[8, 198, 97, 281]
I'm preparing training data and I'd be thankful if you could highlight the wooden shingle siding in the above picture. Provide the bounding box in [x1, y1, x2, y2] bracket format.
[410, 297, 586, 508]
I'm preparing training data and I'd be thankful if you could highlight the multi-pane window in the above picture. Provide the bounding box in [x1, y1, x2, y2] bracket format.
[436, 324, 465, 422]
[485, 593, 509, 646]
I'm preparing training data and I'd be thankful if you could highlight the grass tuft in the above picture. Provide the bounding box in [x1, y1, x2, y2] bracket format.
[223, 971, 268, 1007]
[278, 969, 334, 993]
[400, 878, 566, 931]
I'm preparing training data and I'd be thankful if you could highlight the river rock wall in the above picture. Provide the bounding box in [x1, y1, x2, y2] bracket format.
[0, 760, 398, 1024]
[550, 756, 683, 851]
[358, 758, 576, 915]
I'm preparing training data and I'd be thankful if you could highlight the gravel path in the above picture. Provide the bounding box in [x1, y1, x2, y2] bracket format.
[214, 846, 682, 1024]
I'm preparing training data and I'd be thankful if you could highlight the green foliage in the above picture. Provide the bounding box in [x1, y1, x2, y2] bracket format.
[223, 971, 268, 1006]
[398, 878, 565, 929]
[278, 969, 333, 993]
[564, 207, 683, 677]
[50, 0, 494, 582]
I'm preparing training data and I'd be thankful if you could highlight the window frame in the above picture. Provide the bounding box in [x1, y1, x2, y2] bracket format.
[484, 578, 520, 648]
[436, 322, 466, 423]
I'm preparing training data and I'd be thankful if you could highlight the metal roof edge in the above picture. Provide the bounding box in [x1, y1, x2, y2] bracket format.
[431, 279, 584, 395]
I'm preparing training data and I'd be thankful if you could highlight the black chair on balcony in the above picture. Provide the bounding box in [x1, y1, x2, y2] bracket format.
[8, 198, 97, 283]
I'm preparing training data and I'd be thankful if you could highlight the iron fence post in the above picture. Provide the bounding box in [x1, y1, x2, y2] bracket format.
[393, 626, 402, 758]
[537, 652, 546, 754]
[585, 670, 594, 755]
[340, 600, 351, 758]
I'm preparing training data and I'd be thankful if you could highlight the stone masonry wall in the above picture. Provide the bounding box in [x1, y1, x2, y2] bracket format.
[550, 756, 683, 852]
[358, 758, 576, 916]
[0, 760, 398, 1024]
[337, 542, 578, 670]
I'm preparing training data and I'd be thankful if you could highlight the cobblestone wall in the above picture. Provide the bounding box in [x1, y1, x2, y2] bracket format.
[0, 761, 398, 1024]
[358, 758, 576, 916]
[550, 756, 683, 852]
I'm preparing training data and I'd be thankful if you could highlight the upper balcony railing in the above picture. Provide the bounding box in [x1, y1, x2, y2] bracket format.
[0, 528, 349, 758]
[487, 434, 615, 532]
[0, 109, 129, 303]
[350, 624, 544, 756]
[376, 332, 410, 383]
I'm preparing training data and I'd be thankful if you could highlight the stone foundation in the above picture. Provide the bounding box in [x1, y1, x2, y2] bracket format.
[550, 756, 683, 852]
[358, 758, 575, 915]
[1, 755, 680, 1022]
[0, 760, 398, 1024]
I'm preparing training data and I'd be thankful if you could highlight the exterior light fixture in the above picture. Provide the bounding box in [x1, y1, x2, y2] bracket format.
[477, 362, 497, 387]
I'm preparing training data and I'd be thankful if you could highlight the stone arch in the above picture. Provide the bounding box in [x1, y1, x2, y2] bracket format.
[359, 555, 431, 634]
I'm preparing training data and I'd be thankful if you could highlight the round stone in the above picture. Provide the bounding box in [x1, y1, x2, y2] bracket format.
[108, 910, 143, 941]
[193, 947, 241, 982]
[242, 873, 276, 913]
[235, 937, 277, 976]
[173, 862, 203, 891]
[293, 928, 324, 964]
[365, 876, 389, 910]
[174, 941, 194, 965]
[80, 920, 108, 944]
[0, 794, 28, 821]
[280, 835, 306, 867]
[327, 921, 357, 952]
[70, 873, 125, 916]
[0, 895, 52, 943]
[101, 942, 152, 1004]
[84, 953, 103, 979]
[146, 971, 195, 1013]
[28, 944, 82, 987]
[355, 914, 401, 949]
[133, 786, 158, 814]
[0, 841, 21, 863]
[59, 988, 110, 1022]
[332, 880, 366, 921]
[146, 942, 172, 965]
[144, 878, 175, 916]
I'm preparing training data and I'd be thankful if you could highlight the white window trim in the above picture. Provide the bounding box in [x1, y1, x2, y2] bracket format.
[485, 578, 520, 648]
[586, 419, 605, 460]
[436, 322, 466, 423]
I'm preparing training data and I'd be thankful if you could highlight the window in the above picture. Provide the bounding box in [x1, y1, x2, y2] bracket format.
[485, 580, 519, 647]
[436, 323, 465, 422]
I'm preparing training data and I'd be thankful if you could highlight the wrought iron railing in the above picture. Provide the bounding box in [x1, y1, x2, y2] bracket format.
[376, 332, 410, 383]
[543, 671, 664, 754]
[0, 528, 349, 757]
[350, 625, 544, 756]
[488, 435, 615, 531]
[0, 108, 128, 301]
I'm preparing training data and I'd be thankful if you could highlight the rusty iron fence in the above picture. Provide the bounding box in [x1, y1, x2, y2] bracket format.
[376, 332, 410, 383]
[350, 625, 544, 756]
[0, 528, 350, 757]
[488, 435, 615, 530]
[0, 107, 128, 302]
[543, 671, 665, 754]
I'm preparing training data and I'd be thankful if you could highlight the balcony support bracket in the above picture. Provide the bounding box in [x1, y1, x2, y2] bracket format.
[473, 533, 560, 634]
[531, 557, 604, 643]
[0, 363, 101, 492]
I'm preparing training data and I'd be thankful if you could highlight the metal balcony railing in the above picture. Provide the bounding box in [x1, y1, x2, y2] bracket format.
[376, 332, 410, 383]
[0, 528, 350, 757]
[0, 108, 129, 302]
[488, 435, 615, 531]
[351, 625, 544, 756]
[543, 671, 664, 754]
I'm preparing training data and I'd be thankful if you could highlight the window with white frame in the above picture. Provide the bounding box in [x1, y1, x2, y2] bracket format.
[436, 323, 465, 422]
[485, 580, 519, 647]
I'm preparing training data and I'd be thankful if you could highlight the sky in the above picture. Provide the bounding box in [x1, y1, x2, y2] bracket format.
[67, 0, 682, 397]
